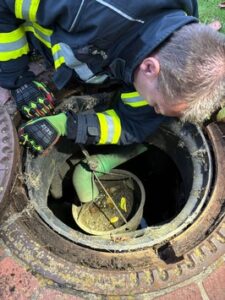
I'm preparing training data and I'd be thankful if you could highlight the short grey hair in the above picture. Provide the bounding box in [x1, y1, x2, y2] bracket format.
[156, 23, 225, 124]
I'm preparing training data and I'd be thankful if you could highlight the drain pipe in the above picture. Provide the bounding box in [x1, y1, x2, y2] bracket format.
[73, 144, 148, 203]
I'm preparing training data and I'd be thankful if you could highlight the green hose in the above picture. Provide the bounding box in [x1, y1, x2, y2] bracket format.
[73, 144, 148, 203]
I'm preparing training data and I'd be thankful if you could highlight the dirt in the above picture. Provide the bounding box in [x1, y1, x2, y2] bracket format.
[77, 176, 135, 232]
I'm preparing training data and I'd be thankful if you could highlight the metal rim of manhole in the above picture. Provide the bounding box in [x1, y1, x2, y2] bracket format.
[0, 108, 19, 218]
[1, 108, 225, 296]
[24, 119, 213, 251]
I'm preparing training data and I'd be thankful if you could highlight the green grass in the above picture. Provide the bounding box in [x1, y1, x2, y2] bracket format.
[198, 0, 225, 33]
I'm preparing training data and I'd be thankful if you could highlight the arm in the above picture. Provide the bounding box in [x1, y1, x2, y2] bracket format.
[18, 91, 167, 154]
[95, 96, 166, 145]
[0, 1, 34, 89]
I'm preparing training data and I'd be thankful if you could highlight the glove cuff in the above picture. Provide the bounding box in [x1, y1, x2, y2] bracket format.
[66, 111, 100, 144]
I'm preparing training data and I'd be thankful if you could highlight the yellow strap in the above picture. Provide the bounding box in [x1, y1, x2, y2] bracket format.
[0, 43, 29, 61]
[121, 91, 148, 107]
[105, 110, 121, 144]
[24, 25, 51, 48]
[29, 0, 40, 21]
[15, 0, 23, 19]
[24, 23, 64, 69]
[97, 110, 121, 145]
[125, 101, 148, 108]
[54, 56, 65, 69]
[15, 0, 41, 21]
[0, 27, 25, 43]
[24, 22, 52, 48]
[32, 22, 53, 36]
[52, 44, 65, 69]
[52, 44, 61, 55]
[96, 113, 108, 145]
[121, 91, 140, 99]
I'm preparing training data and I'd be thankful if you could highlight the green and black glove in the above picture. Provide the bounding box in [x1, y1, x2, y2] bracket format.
[11, 81, 55, 119]
[18, 113, 67, 154]
[18, 110, 100, 155]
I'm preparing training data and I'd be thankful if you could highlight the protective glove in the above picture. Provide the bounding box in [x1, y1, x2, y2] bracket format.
[216, 107, 225, 122]
[11, 81, 55, 119]
[18, 113, 67, 155]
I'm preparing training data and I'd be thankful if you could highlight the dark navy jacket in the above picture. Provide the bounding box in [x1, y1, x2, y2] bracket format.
[0, 0, 198, 144]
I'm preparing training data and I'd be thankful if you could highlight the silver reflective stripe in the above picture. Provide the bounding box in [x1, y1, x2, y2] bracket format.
[34, 28, 50, 43]
[51, 42, 107, 82]
[69, 0, 85, 32]
[86, 74, 108, 84]
[52, 48, 62, 63]
[124, 96, 145, 103]
[0, 36, 27, 52]
[73, 59, 94, 81]
[22, 0, 31, 19]
[59, 43, 93, 80]
[95, 0, 144, 23]
[105, 114, 114, 143]
[24, 22, 51, 46]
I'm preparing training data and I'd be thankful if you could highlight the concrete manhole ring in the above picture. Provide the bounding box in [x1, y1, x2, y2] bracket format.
[1, 108, 225, 296]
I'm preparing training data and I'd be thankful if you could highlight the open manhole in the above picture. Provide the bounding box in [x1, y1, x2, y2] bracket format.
[23, 118, 212, 252]
[1, 96, 225, 296]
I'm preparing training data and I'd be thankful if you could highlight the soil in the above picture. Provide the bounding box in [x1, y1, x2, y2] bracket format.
[77, 176, 135, 232]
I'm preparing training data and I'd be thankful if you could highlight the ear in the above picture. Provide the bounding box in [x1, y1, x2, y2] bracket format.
[139, 57, 160, 79]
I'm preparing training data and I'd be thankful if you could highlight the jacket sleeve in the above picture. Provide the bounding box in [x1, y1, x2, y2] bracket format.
[66, 92, 166, 145]
[95, 97, 166, 145]
[0, 1, 34, 89]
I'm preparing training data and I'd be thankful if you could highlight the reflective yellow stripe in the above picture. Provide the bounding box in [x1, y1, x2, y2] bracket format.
[24, 22, 65, 69]
[125, 100, 148, 107]
[54, 56, 65, 69]
[121, 91, 148, 107]
[52, 44, 65, 69]
[15, 0, 23, 19]
[105, 110, 121, 144]
[29, 0, 40, 21]
[121, 91, 140, 99]
[24, 23, 52, 48]
[0, 27, 25, 43]
[96, 113, 108, 144]
[32, 22, 53, 36]
[0, 26, 29, 61]
[24, 26, 50, 47]
[52, 44, 61, 55]
[15, 0, 41, 21]
[97, 110, 121, 145]
[0, 43, 29, 61]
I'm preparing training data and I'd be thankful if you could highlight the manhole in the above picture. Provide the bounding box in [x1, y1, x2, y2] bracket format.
[1, 96, 225, 296]
[23, 118, 212, 251]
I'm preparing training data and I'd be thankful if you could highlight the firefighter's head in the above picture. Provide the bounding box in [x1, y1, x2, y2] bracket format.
[134, 23, 225, 124]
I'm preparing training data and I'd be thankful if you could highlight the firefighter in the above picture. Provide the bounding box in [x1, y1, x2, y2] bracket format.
[1, 0, 225, 154]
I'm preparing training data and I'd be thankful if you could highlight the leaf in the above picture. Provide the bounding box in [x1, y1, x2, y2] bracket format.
[120, 196, 127, 212]
[110, 216, 119, 224]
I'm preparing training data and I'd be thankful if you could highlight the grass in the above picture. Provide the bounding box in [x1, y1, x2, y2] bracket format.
[198, 0, 225, 33]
